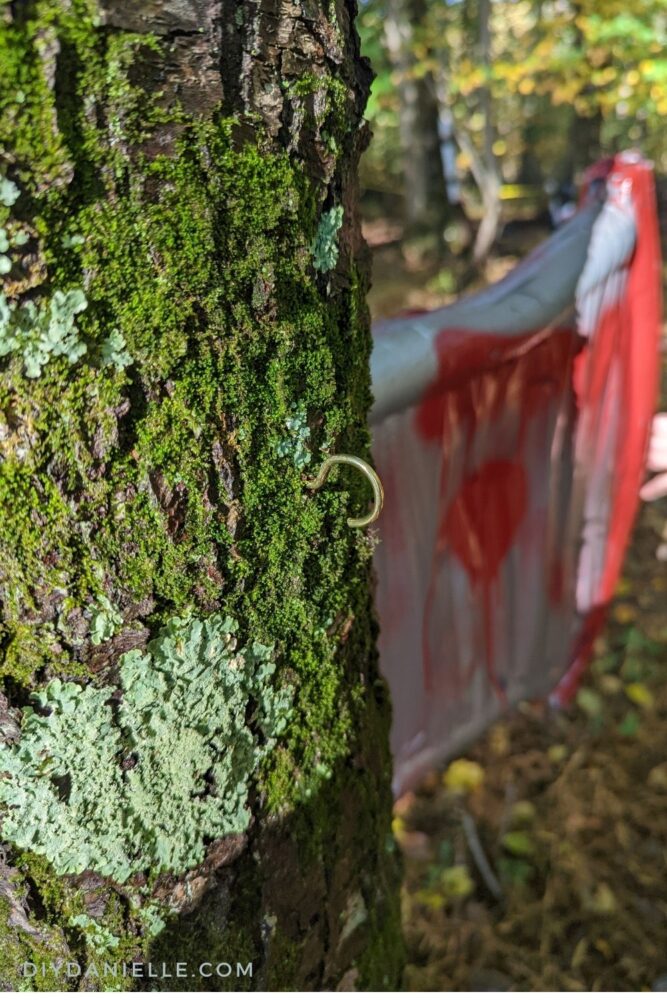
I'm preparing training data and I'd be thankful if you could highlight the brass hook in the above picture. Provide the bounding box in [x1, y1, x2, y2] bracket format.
[306, 454, 384, 529]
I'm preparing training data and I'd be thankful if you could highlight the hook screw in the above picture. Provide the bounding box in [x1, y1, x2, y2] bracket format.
[306, 454, 384, 529]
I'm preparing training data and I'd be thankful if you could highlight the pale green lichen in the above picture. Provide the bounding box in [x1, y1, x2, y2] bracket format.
[0, 228, 9, 274]
[311, 205, 344, 272]
[0, 614, 292, 882]
[100, 328, 133, 371]
[0, 226, 29, 273]
[89, 595, 123, 645]
[0, 288, 88, 378]
[61, 234, 85, 249]
[0, 223, 29, 274]
[0, 176, 19, 208]
[135, 901, 167, 939]
[276, 405, 312, 470]
[0, 175, 89, 378]
[69, 913, 120, 951]
[339, 890, 368, 945]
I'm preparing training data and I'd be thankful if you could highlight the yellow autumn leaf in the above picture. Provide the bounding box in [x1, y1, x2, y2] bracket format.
[625, 682, 655, 709]
[552, 82, 582, 106]
[599, 674, 623, 696]
[576, 686, 604, 717]
[415, 889, 445, 911]
[594, 66, 618, 85]
[613, 602, 636, 624]
[441, 865, 475, 900]
[489, 723, 510, 757]
[547, 744, 568, 765]
[510, 800, 537, 826]
[502, 831, 535, 857]
[594, 938, 613, 959]
[571, 937, 588, 969]
[443, 758, 485, 794]
[587, 883, 616, 915]
[648, 762, 667, 790]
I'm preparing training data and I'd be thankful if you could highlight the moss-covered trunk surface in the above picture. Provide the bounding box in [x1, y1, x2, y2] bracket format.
[0, 0, 402, 990]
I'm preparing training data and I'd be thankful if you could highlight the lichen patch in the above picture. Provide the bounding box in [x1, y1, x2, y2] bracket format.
[0, 613, 292, 882]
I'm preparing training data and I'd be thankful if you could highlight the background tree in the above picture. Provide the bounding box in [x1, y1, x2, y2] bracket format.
[383, 0, 450, 245]
[359, 0, 470, 255]
[0, 0, 402, 990]
[359, 0, 667, 267]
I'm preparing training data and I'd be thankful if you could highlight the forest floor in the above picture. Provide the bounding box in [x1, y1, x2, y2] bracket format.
[365, 221, 667, 991]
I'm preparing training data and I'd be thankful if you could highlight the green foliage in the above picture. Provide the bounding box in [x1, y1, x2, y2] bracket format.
[0, 288, 88, 378]
[311, 205, 344, 272]
[359, 0, 667, 200]
[497, 856, 534, 887]
[617, 709, 640, 736]
[356, 5, 402, 192]
[0, 613, 292, 881]
[501, 831, 536, 857]
[426, 268, 457, 296]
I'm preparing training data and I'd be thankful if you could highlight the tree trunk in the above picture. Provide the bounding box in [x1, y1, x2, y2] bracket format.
[384, 0, 451, 244]
[556, 1, 603, 187]
[471, 0, 501, 265]
[558, 109, 603, 186]
[0, 0, 402, 991]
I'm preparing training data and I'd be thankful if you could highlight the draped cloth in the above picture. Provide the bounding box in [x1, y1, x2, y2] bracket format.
[370, 153, 662, 796]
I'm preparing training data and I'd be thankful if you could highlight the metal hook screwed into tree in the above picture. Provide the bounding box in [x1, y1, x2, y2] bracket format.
[306, 454, 384, 529]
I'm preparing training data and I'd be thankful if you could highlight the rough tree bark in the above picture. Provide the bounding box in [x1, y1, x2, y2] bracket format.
[0, 0, 402, 991]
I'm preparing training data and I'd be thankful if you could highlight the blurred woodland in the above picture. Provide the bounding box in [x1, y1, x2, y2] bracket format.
[358, 0, 667, 275]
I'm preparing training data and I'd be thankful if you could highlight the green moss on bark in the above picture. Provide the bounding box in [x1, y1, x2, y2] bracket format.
[0, 898, 68, 991]
[0, 0, 374, 799]
[0, 0, 401, 988]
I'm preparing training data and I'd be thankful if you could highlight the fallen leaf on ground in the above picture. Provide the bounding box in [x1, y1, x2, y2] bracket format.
[443, 758, 485, 794]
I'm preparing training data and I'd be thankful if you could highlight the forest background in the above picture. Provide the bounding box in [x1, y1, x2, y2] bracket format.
[358, 0, 667, 276]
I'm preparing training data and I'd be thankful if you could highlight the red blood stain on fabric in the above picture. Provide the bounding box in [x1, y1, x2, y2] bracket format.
[441, 459, 527, 701]
[416, 327, 577, 443]
[414, 327, 575, 703]
[440, 460, 528, 583]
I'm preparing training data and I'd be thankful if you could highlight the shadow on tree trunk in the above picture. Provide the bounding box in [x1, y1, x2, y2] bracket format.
[143, 727, 404, 992]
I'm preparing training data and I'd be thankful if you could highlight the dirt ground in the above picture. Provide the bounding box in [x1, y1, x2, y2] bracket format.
[366, 230, 667, 991]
